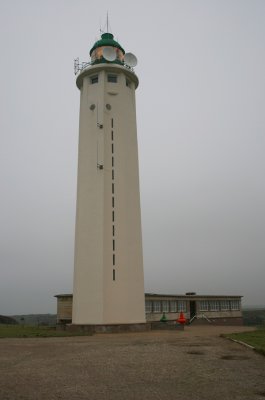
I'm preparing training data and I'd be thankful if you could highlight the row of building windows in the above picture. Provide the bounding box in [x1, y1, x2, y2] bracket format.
[90, 74, 131, 87]
[199, 300, 240, 311]
[145, 300, 187, 313]
[145, 299, 241, 313]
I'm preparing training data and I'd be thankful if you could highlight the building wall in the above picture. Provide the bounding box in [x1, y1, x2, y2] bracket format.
[145, 295, 242, 322]
[56, 296, 73, 323]
[56, 294, 242, 325]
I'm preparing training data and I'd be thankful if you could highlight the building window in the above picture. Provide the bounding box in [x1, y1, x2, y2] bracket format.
[112, 170, 114, 180]
[220, 300, 230, 311]
[112, 157, 114, 167]
[178, 301, 187, 312]
[230, 300, 240, 310]
[200, 301, 209, 311]
[111, 118, 114, 128]
[145, 301, 152, 313]
[170, 301, 177, 312]
[113, 254, 115, 266]
[112, 143, 114, 154]
[126, 78, 131, 88]
[112, 225, 115, 236]
[111, 130, 114, 141]
[153, 301, 161, 313]
[112, 211, 115, 222]
[162, 301, 169, 312]
[108, 74, 117, 83]
[91, 75, 98, 84]
[112, 197, 114, 208]
[113, 269, 115, 281]
[209, 301, 220, 311]
[112, 183, 114, 194]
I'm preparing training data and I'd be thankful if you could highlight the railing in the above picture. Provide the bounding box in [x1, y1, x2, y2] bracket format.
[189, 313, 212, 324]
[74, 58, 91, 75]
[74, 57, 135, 75]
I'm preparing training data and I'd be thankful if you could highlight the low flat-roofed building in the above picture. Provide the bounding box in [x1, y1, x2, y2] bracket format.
[55, 292, 243, 325]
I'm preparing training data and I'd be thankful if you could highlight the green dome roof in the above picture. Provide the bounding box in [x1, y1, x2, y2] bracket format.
[89, 33, 125, 56]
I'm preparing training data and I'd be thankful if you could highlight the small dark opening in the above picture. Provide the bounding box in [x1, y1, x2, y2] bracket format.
[91, 75, 98, 84]
[108, 74, 117, 83]
[190, 301, 197, 319]
[113, 269, 116, 281]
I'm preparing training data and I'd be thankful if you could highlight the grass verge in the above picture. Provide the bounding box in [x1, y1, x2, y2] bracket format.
[224, 329, 265, 356]
[0, 325, 92, 338]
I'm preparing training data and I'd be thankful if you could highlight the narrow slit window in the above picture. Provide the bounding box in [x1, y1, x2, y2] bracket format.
[111, 131, 114, 141]
[112, 143, 114, 154]
[113, 240, 115, 251]
[113, 269, 116, 281]
[112, 183, 114, 194]
[90, 75, 98, 84]
[111, 118, 114, 128]
[112, 197, 114, 208]
[112, 170, 114, 180]
[112, 157, 114, 167]
[112, 225, 115, 236]
[108, 74, 117, 83]
[126, 79, 131, 88]
[112, 211, 115, 222]
[113, 254, 115, 265]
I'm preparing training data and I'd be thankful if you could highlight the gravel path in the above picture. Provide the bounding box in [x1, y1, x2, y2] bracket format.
[0, 326, 265, 400]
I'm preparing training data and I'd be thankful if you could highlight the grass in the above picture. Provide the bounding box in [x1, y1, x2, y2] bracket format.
[0, 325, 92, 338]
[224, 329, 265, 356]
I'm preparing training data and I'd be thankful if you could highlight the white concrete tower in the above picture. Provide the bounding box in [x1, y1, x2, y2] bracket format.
[72, 32, 146, 325]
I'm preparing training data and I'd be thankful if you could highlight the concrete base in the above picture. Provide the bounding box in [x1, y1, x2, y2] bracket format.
[66, 323, 151, 334]
[189, 317, 243, 326]
[61, 321, 185, 334]
[151, 321, 184, 331]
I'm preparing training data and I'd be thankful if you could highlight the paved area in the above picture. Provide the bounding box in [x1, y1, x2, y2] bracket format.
[0, 326, 265, 400]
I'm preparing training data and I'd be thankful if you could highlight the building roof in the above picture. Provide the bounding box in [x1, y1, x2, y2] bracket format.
[145, 293, 243, 299]
[55, 293, 242, 299]
[89, 33, 125, 56]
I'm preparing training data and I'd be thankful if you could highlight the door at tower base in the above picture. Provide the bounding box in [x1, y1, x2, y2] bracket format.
[72, 32, 146, 325]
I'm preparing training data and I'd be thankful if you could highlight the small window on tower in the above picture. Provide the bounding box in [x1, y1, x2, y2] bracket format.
[108, 74, 117, 83]
[90, 75, 98, 84]
[126, 79, 131, 88]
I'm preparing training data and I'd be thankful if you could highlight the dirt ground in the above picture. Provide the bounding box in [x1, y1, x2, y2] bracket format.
[1, 325, 265, 400]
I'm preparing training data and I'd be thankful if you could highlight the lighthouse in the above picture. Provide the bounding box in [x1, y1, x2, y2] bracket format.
[72, 32, 146, 325]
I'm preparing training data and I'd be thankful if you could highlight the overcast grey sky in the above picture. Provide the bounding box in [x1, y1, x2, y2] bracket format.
[0, 0, 264, 314]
